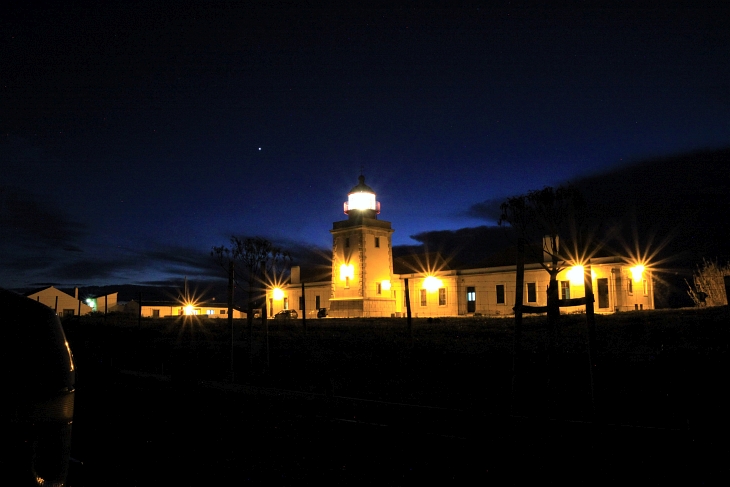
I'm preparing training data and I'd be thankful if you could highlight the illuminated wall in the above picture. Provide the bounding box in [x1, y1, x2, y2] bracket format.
[26, 286, 93, 316]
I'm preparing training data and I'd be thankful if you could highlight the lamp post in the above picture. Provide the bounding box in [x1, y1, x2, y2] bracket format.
[261, 260, 269, 374]
[227, 261, 234, 382]
[301, 281, 306, 335]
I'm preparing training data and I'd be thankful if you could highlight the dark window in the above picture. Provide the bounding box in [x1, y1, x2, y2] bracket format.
[496, 285, 505, 304]
[63, 309, 75, 317]
[420, 289, 427, 306]
[377, 283, 382, 295]
[284, 297, 289, 310]
[438, 288, 446, 306]
[152, 309, 160, 318]
[375, 237, 380, 248]
[299, 296, 304, 310]
[220, 309, 227, 314]
[527, 282, 537, 303]
[627, 279, 633, 294]
[345, 237, 350, 248]
[315, 295, 321, 309]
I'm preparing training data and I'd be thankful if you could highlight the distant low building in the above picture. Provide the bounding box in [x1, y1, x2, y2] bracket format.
[25, 286, 93, 317]
[123, 299, 246, 319]
[266, 175, 655, 318]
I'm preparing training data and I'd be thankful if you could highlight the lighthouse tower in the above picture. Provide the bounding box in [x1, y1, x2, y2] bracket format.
[329, 175, 396, 317]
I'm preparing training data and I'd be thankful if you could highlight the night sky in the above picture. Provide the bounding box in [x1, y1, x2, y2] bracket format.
[2, 2, 729, 291]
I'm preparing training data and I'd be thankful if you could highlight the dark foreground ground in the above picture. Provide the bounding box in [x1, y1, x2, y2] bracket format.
[63, 308, 728, 485]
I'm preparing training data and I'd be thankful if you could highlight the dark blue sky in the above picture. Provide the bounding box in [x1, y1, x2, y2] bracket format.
[2, 2, 729, 290]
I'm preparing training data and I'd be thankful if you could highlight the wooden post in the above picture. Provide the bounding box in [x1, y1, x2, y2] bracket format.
[512, 238, 525, 415]
[301, 281, 306, 335]
[404, 278, 412, 347]
[77, 294, 81, 317]
[261, 259, 270, 374]
[584, 261, 597, 419]
[138, 292, 142, 326]
[264, 300, 270, 373]
[545, 235, 560, 415]
[227, 261, 234, 382]
[54, 296, 58, 314]
[248, 298, 254, 370]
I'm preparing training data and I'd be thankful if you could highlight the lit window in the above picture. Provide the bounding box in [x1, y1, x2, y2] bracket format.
[207, 309, 215, 315]
[283, 297, 289, 310]
[420, 289, 427, 306]
[496, 285, 505, 304]
[561, 281, 571, 300]
[438, 288, 446, 306]
[526, 283, 537, 303]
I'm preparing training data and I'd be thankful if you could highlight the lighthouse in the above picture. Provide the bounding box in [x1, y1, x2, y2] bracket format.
[329, 175, 396, 317]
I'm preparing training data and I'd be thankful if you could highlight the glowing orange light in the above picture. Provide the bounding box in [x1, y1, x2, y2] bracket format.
[272, 287, 284, 300]
[340, 264, 354, 281]
[566, 265, 584, 284]
[566, 265, 596, 285]
[422, 275, 442, 292]
[184, 304, 195, 315]
[630, 265, 645, 282]
[381, 280, 391, 291]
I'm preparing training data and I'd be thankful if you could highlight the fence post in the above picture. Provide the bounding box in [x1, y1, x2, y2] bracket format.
[404, 278, 412, 347]
[584, 261, 597, 419]
[511, 238, 525, 415]
[301, 281, 306, 335]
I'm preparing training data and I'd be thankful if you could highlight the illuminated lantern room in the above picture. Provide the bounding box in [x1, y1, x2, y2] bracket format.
[344, 175, 380, 219]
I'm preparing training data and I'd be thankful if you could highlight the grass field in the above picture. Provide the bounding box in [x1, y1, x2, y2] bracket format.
[63, 306, 728, 432]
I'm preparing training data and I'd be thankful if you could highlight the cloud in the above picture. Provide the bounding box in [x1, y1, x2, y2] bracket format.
[0, 186, 91, 287]
[0, 185, 88, 250]
[394, 226, 516, 269]
[460, 148, 730, 266]
[462, 198, 504, 223]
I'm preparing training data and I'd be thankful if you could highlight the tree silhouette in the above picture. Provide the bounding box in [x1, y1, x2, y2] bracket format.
[499, 185, 585, 412]
[212, 236, 291, 375]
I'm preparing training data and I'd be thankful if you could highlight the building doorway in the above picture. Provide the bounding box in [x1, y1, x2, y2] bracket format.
[467, 287, 476, 313]
[597, 278, 609, 309]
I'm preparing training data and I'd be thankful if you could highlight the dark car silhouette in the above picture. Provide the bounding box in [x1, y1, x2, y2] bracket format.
[274, 309, 298, 319]
[4, 288, 76, 486]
